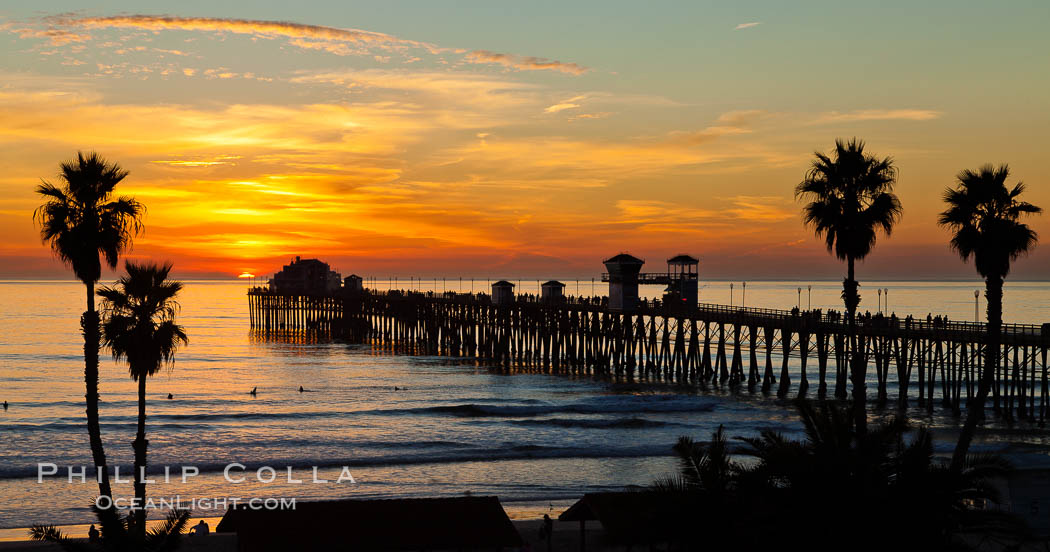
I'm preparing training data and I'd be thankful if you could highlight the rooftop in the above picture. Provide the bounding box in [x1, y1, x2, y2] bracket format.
[604, 253, 645, 264]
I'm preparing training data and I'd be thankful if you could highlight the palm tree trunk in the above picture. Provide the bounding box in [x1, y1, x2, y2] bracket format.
[83, 282, 112, 501]
[133, 375, 148, 539]
[951, 275, 1002, 471]
[845, 257, 867, 436]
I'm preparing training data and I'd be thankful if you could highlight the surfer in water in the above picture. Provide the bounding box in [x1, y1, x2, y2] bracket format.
[249, 387, 257, 396]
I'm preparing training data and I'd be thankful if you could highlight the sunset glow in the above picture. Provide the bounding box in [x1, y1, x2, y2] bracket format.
[2, 2, 1048, 280]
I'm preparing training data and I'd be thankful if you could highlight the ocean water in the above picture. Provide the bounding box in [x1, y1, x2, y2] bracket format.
[1, 279, 1048, 530]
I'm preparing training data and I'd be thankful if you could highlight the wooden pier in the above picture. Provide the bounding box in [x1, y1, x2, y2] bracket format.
[248, 288, 1050, 421]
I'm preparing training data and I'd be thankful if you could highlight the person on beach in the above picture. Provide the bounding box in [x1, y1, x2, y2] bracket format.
[538, 514, 553, 552]
[191, 519, 209, 536]
[88, 524, 99, 543]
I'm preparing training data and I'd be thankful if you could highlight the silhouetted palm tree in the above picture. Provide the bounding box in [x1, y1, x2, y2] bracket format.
[99, 262, 187, 539]
[34, 152, 144, 502]
[796, 138, 902, 433]
[939, 164, 1041, 471]
[656, 401, 1024, 550]
[31, 503, 189, 551]
[652, 427, 735, 495]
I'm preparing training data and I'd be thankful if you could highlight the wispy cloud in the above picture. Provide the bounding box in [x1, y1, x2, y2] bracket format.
[0, 22, 89, 45]
[544, 95, 586, 113]
[812, 109, 942, 124]
[54, 14, 439, 51]
[734, 22, 762, 30]
[568, 112, 612, 122]
[668, 109, 770, 145]
[463, 50, 588, 75]
[40, 14, 589, 75]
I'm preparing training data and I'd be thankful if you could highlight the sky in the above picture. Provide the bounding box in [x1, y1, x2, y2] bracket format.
[1, 1, 1048, 281]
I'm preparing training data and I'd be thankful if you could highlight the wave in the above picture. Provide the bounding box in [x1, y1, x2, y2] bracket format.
[505, 417, 681, 429]
[5, 396, 716, 428]
[398, 398, 715, 418]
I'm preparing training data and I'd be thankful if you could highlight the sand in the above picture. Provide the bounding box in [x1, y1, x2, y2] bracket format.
[0, 518, 607, 551]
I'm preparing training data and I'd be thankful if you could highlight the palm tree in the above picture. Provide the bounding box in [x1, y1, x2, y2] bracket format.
[655, 401, 1026, 550]
[99, 261, 187, 539]
[34, 152, 144, 502]
[31, 503, 190, 552]
[736, 401, 1025, 550]
[652, 427, 735, 495]
[796, 138, 902, 433]
[940, 164, 1041, 471]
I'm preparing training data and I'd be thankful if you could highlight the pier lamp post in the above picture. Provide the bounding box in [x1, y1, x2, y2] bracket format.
[884, 288, 889, 312]
[797, 287, 802, 310]
[808, 285, 812, 310]
[878, 288, 882, 313]
[742, 282, 746, 308]
[591, 278, 594, 296]
[975, 289, 980, 323]
[730, 283, 734, 307]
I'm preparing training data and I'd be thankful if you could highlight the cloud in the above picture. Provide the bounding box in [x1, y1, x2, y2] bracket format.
[812, 109, 942, 124]
[668, 109, 770, 146]
[714, 109, 770, 127]
[463, 50, 588, 75]
[544, 95, 586, 113]
[722, 195, 794, 222]
[568, 112, 612, 122]
[1, 22, 90, 45]
[54, 14, 439, 51]
[734, 22, 762, 30]
[43, 15, 588, 75]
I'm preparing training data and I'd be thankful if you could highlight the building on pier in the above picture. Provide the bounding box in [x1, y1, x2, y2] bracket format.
[541, 280, 566, 302]
[602, 253, 701, 309]
[269, 256, 342, 294]
[491, 280, 515, 305]
[603, 253, 645, 311]
[344, 274, 364, 292]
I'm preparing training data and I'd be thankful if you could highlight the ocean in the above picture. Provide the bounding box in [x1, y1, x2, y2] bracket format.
[1, 279, 1048, 530]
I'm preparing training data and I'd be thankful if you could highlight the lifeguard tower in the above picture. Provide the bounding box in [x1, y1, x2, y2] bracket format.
[663, 255, 699, 305]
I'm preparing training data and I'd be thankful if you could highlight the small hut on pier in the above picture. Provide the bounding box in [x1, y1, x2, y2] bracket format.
[344, 274, 363, 292]
[491, 280, 515, 305]
[541, 280, 566, 302]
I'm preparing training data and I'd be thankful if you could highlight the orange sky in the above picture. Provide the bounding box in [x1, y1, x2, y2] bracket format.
[1, 4, 1048, 281]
